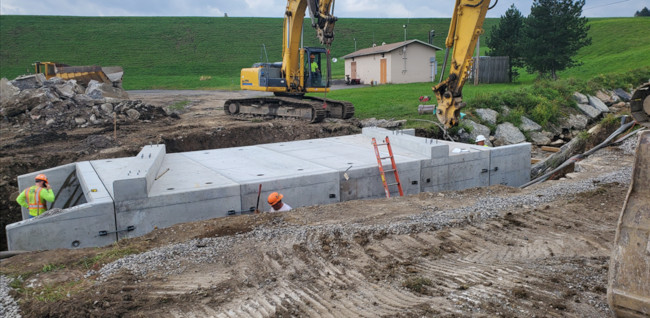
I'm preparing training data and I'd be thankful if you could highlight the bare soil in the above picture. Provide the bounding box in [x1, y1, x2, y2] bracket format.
[0, 89, 633, 317]
[0, 90, 361, 250]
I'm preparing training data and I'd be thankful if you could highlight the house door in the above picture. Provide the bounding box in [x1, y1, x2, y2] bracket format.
[380, 59, 387, 84]
[351, 61, 357, 79]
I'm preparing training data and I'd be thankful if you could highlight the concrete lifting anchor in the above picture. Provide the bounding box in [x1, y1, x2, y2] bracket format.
[98, 225, 135, 237]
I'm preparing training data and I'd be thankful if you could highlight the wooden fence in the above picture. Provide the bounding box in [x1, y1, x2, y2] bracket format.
[470, 56, 510, 84]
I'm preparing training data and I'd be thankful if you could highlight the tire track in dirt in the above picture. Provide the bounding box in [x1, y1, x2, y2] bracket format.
[111, 175, 625, 317]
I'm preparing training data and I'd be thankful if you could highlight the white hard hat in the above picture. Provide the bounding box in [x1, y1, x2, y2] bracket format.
[475, 135, 486, 142]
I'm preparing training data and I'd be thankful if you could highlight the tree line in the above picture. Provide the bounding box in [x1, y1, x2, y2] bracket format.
[486, 0, 592, 81]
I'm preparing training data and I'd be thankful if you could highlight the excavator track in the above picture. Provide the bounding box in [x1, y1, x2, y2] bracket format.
[302, 96, 355, 120]
[224, 96, 353, 123]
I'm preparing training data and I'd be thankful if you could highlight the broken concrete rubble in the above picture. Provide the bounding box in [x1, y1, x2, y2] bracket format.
[86, 80, 129, 100]
[0, 75, 172, 131]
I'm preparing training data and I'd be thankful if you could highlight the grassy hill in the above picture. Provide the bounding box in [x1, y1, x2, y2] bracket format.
[0, 15, 490, 89]
[1, 15, 649, 129]
[2, 16, 648, 90]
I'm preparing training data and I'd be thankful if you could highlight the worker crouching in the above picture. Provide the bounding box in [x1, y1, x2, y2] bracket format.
[267, 192, 292, 212]
[16, 174, 55, 218]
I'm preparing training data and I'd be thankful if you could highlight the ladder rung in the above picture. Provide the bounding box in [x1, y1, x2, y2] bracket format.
[387, 182, 400, 186]
[380, 156, 392, 160]
[376, 142, 388, 146]
[383, 169, 396, 173]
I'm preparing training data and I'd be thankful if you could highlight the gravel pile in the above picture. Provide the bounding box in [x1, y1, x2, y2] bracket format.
[90, 161, 633, 281]
[0, 275, 21, 318]
[617, 132, 641, 155]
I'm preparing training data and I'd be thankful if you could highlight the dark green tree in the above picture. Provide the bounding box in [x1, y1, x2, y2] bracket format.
[486, 4, 525, 82]
[520, 0, 591, 80]
[635, 7, 650, 16]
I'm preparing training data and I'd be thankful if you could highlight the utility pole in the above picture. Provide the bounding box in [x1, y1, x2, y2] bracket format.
[353, 37, 357, 51]
[403, 24, 407, 41]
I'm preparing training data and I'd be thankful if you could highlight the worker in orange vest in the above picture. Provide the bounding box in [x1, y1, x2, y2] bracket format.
[16, 174, 55, 217]
[267, 192, 292, 212]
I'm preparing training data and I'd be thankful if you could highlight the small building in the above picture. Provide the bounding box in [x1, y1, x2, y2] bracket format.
[342, 39, 442, 85]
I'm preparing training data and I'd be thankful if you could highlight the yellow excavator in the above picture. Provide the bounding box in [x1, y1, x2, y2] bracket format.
[437, 2, 650, 314]
[33, 61, 124, 87]
[434, 0, 495, 128]
[224, 0, 354, 123]
[608, 84, 650, 317]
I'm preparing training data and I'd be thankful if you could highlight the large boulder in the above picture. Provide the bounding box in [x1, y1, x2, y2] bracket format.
[588, 95, 609, 113]
[596, 90, 617, 105]
[462, 119, 490, 142]
[494, 122, 526, 146]
[572, 92, 588, 104]
[474, 108, 498, 125]
[529, 131, 552, 146]
[85, 80, 129, 100]
[520, 116, 542, 132]
[560, 113, 589, 130]
[576, 103, 602, 119]
[614, 88, 631, 102]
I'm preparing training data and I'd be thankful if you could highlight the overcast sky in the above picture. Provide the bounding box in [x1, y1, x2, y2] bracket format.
[1, 0, 648, 18]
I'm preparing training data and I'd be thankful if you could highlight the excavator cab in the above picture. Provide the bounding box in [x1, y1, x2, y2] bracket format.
[304, 47, 328, 89]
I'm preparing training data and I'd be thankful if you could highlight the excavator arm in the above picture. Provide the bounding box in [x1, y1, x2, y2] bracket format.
[282, 0, 337, 92]
[433, 0, 494, 128]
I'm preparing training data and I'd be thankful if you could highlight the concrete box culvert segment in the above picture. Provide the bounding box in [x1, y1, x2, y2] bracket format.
[6, 128, 531, 251]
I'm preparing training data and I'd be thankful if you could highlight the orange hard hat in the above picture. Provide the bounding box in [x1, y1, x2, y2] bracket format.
[35, 174, 48, 183]
[267, 192, 283, 205]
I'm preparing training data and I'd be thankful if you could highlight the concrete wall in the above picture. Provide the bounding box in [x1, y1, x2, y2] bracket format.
[7, 162, 116, 250]
[17, 163, 81, 220]
[7, 128, 531, 251]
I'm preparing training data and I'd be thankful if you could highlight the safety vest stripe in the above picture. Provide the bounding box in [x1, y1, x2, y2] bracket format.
[26, 186, 46, 210]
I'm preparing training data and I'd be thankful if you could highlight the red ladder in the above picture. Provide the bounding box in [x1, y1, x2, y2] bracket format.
[372, 136, 404, 198]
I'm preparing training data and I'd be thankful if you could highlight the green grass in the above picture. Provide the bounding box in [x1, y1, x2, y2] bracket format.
[1, 15, 649, 130]
[0, 15, 495, 89]
[168, 100, 191, 111]
[42, 263, 65, 273]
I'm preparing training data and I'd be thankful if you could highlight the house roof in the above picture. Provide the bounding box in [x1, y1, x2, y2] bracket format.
[342, 39, 442, 59]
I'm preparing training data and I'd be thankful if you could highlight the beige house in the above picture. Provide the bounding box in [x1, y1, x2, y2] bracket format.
[342, 39, 442, 85]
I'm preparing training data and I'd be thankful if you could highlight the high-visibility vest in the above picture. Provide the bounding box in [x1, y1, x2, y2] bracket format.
[24, 186, 47, 216]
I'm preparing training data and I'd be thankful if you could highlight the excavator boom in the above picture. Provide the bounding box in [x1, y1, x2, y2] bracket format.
[434, 0, 494, 128]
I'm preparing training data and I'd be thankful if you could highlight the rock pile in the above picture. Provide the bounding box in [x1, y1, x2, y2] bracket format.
[458, 88, 634, 147]
[1, 74, 172, 131]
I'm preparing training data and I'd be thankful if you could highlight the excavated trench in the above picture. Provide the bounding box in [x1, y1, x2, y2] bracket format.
[0, 122, 362, 250]
[162, 122, 361, 153]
